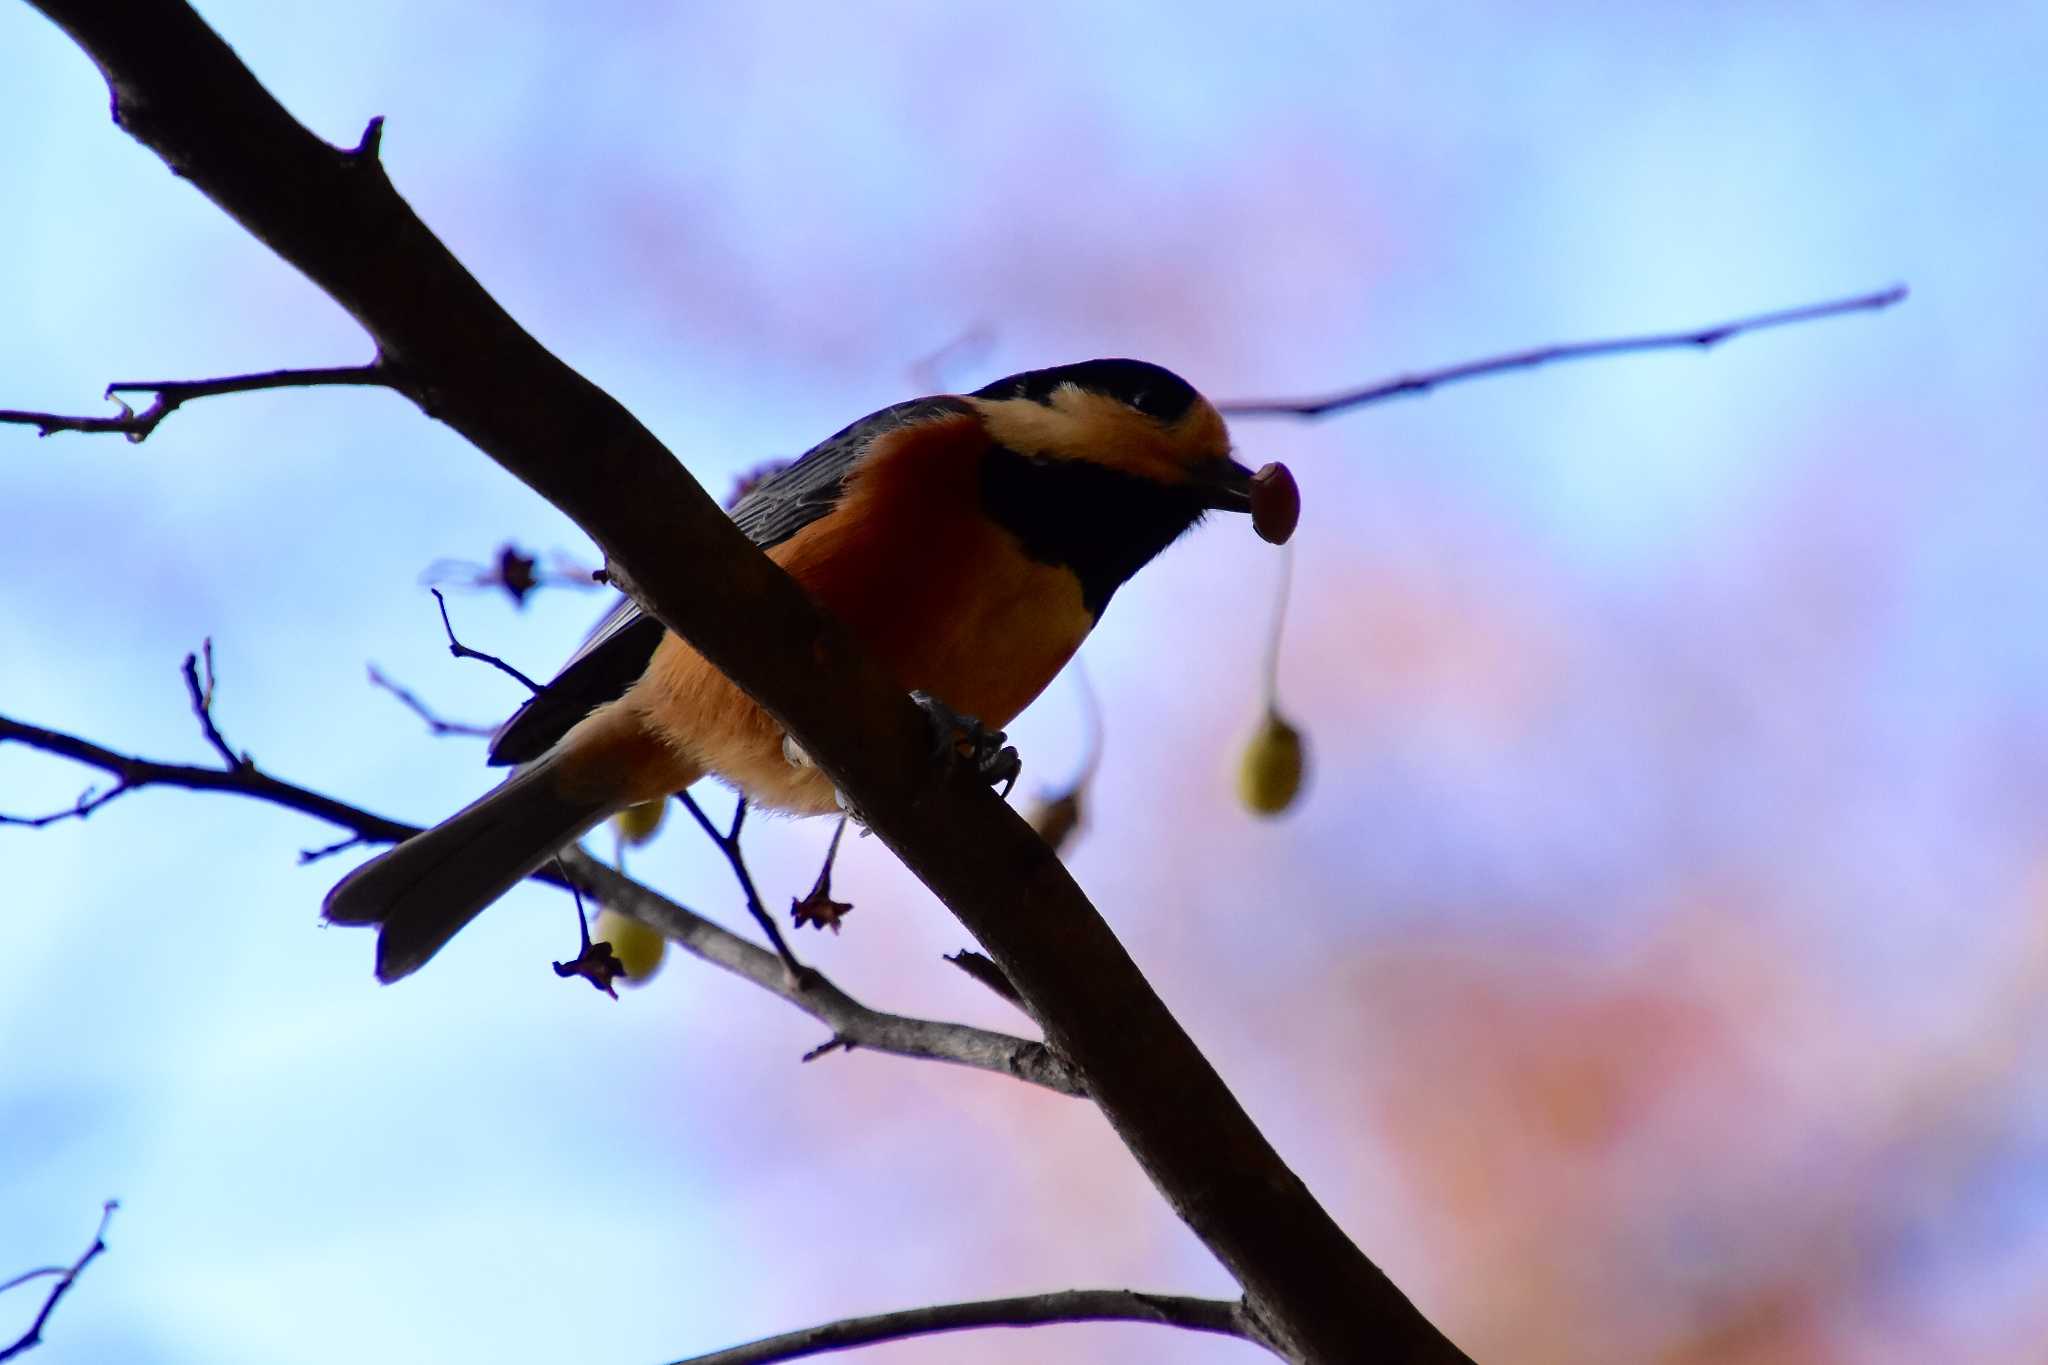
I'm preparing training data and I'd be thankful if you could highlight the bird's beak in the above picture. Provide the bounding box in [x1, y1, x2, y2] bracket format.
[1191, 456, 1256, 512]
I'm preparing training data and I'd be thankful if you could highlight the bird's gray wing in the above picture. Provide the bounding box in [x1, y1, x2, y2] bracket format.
[485, 395, 972, 766]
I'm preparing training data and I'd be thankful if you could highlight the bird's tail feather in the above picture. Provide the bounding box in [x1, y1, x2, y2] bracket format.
[322, 756, 617, 983]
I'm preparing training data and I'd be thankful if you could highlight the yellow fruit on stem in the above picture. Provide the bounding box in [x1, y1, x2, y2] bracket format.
[1237, 708, 1306, 816]
[593, 906, 666, 984]
[611, 799, 667, 846]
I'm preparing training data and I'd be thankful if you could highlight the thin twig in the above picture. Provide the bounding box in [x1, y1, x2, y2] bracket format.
[0, 363, 393, 442]
[428, 588, 539, 693]
[0, 703, 414, 839]
[0, 1200, 117, 1363]
[1259, 542, 1294, 713]
[0, 699, 1078, 1094]
[1217, 283, 1908, 419]
[0, 1271, 63, 1298]
[181, 639, 244, 769]
[365, 665, 494, 738]
[298, 833, 368, 864]
[676, 792, 805, 979]
[666, 1288, 1262, 1365]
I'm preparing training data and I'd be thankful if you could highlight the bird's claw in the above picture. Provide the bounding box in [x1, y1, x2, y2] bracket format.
[910, 690, 1021, 797]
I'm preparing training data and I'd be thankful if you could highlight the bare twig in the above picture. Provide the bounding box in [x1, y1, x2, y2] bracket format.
[0, 363, 392, 442]
[676, 793, 805, 979]
[428, 588, 539, 693]
[1260, 542, 1294, 713]
[0, 1201, 117, 1363]
[0, 1273, 63, 1299]
[181, 639, 244, 769]
[298, 833, 369, 864]
[365, 665, 494, 738]
[1218, 283, 1908, 419]
[667, 1288, 1262, 1365]
[0, 695, 1079, 1094]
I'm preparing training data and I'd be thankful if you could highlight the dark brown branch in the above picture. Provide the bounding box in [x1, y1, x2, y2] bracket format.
[669, 1287, 1261, 1365]
[0, 363, 391, 441]
[0, 1201, 116, 1363]
[0, 699, 1082, 1096]
[1218, 283, 1908, 419]
[22, 6, 1467, 1356]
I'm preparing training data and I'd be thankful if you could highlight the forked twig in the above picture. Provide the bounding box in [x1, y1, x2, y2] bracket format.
[676, 792, 806, 980]
[0, 1200, 117, 1363]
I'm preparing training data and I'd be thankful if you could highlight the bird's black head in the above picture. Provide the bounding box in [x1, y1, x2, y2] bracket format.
[971, 358, 1201, 425]
[965, 359, 1254, 617]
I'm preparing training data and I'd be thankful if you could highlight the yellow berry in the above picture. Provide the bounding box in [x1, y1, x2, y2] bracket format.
[1236, 709, 1307, 816]
[593, 906, 666, 984]
[611, 800, 666, 847]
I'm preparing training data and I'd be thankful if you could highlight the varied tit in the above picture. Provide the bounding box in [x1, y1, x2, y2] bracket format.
[325, 358, 1260, 981]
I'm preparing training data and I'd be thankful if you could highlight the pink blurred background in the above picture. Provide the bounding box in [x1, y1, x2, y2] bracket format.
[5, 3, 2046, 1362]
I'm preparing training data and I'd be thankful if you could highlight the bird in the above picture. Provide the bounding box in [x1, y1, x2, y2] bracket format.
[324, 358, 1258, 981]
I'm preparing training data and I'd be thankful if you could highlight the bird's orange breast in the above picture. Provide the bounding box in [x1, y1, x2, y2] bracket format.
[624, 414, 1094, 813]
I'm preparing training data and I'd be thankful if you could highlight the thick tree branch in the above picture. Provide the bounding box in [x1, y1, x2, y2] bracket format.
[669, 1288, 1262, 1365]
[21, 4, 1468, 1357]
[0, 1201, 116, 1363]
[0, 692, 1082, 1097]
[1218, 284, 1907, 418]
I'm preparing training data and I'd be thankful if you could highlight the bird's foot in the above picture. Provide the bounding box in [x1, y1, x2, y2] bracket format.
[911, 691, 1021, 797]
